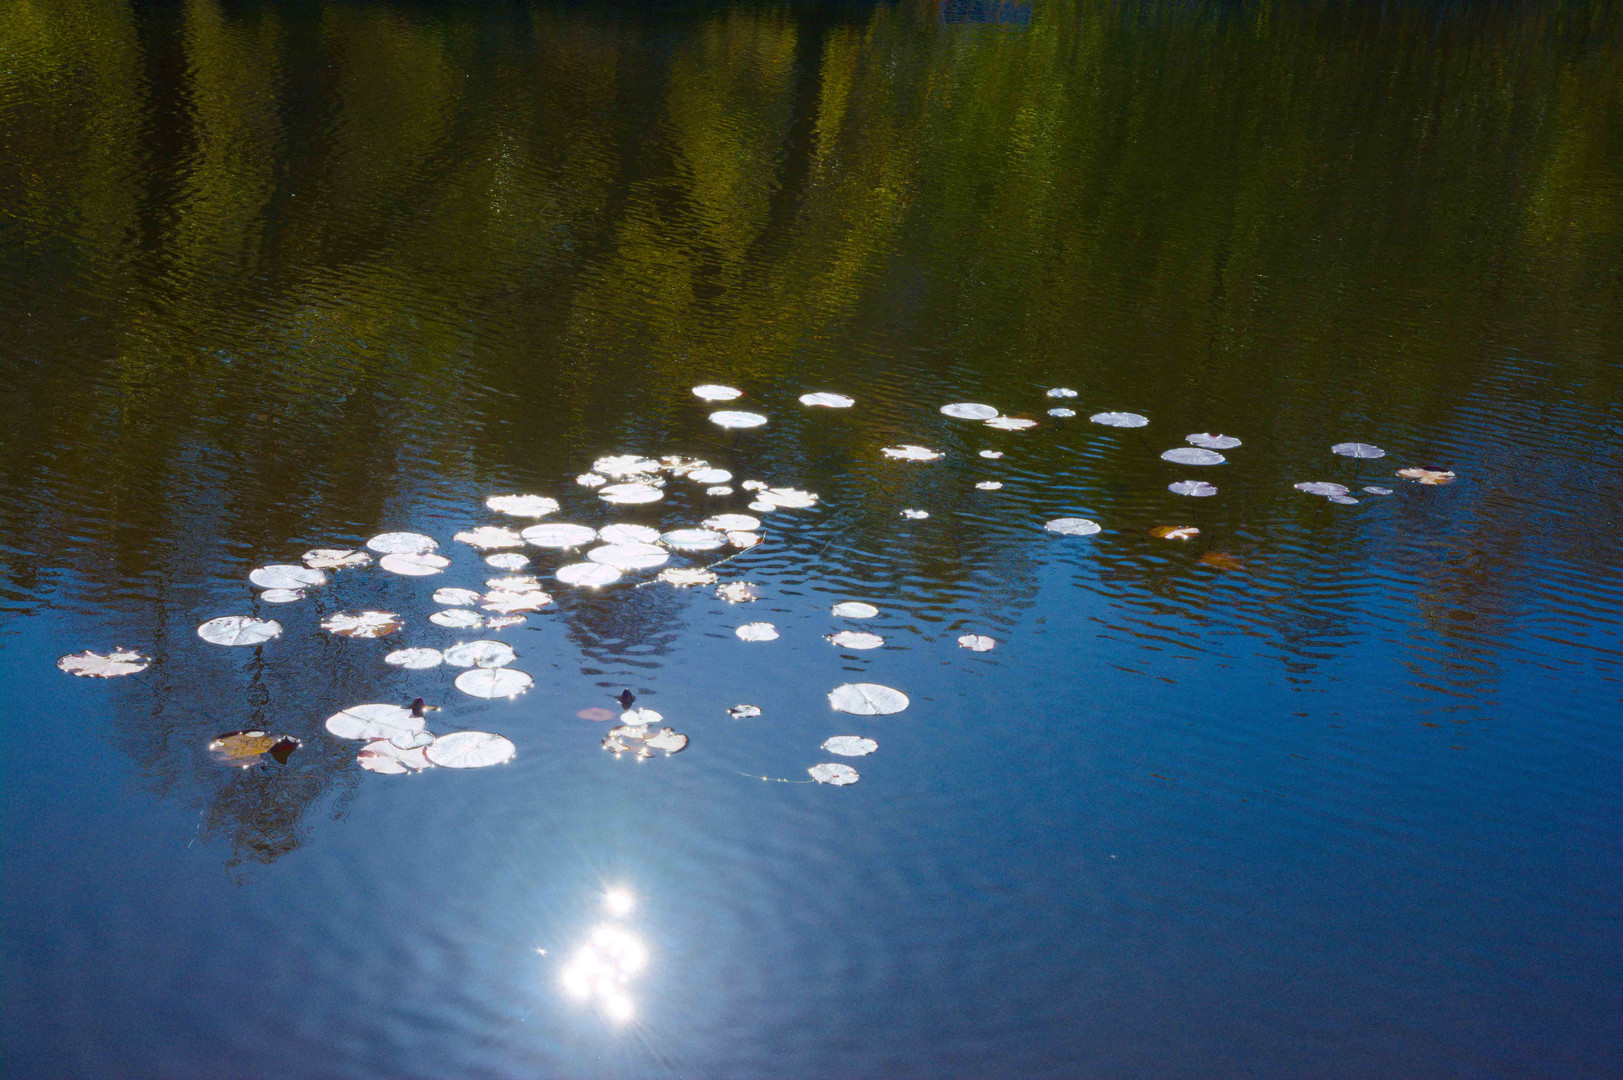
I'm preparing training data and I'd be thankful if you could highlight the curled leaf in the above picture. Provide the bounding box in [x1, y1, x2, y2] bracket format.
[1149, 526, 1200, 540]
[58, 649, 150, 677]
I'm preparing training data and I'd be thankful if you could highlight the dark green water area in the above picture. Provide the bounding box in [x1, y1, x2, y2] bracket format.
[2, 1, 1620, 1076]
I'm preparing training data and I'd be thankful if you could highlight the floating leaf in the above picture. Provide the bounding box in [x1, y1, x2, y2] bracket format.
[957, 634, 996, 652]
[522, 523, 597, 549]
[882, 445, 942, 461]
[482, 590, 551, 613]
[828, 682, 909, 715]
[425, 730, 517, 768]
[710, 410, 767, 429]
[485, 552, 530, 570]
[823, 736, 877, 757]
[484, 574, 546, 594]
[728, 531, 761, 549]
[1149, 525, 1200, 540]
[644, 728, 688, 754]
[659, 567, 717, 587]
[434, 587, 480, 606]
[442, 640, 515, 669]
[716, 581, 760, 603]
[622, 707, 663, 724]
[367, 532, 437, 555]
[1187, 433, 1242, 449]
[975, 481, 1004, 491]
[1397, 467, 1456, 485]
[828, 630, 883, 650]
[209, 730, 301, 767]
[941, 403, 999, 420]
[800, 392, 854, 408]
[1168, 480, 1218, 497]
[1048, 408, 1076, 418]
[979, 450, 1004, 459]
[454, 667, 533, 699]
[735, 622, 779, 642]
[740, 480, 767, 491]
[57, 649, 150, 677]
[754, 487, 818, 511]
[1199, 551, 1244, 571]
[703, 513, 760, 532]
[431, 609, 484, 629]
[596, 524, 657, 546]
[1161, 447, 1226, 466]
[385, 647, 444, 669]
[901, 509, 929, 520]
[325, 703, 422, 741]
[485, 614, 526, 629]
[1332, 442, 1386, 459]
[587, 543, 668, 570]
[687, 467, 733, 484]
[598, 482, 663, 505]
[259, 589, 305, 603]
[1294, 481, 1349, 497]
[985, 416, 1037, 430]
[593, 455, 660, 477]
[1363, 486, 1394, 496]
[303, 548, 371, 570]
[831, 602, 878, 618]
[322, 611, 403, 638]
[578, 707, 617, 721]
[1045, 517, 1101, 536]
[357, 739, 432, 774]
[1090, 412, 1148, 428]
[455, 526, 525, 550]
[661, 456, 708, 475]
[662, 528, 727, 551]
[692, 384, 742, 401]
[808, 763, 859, 785]
[379, 553, 450, 577]
[707, 485, 734, 496]
[557, 562, 621, 587]
[1046, 387, 1078, 398]
[249, 565, 325, 591]
[576, 472, 607, 487]
[486, 494, 559, 517]
[198, 616, 282, 646]
[728, 704, 761, 719]
[1328, 494, 1360, 505]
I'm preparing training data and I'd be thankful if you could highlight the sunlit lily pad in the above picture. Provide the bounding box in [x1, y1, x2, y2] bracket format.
[1161, 448, 1226, 465]
[425, 730, 517, 768]
[728, 704, 761, 719]
[735, 622, 779, 641]
[831, 601, 878, 618]
[662, 528, 727, 551]
[587, 543, 669, 570]
[250, 564, 326, 590]
[357, 739, 433, 774]
[485, 552, 530, 570]
[644, 729, 688, 754]
[707, 485, 734, 496]
[1363, 486, 1394, 495]
[523, 523, 597, 549]
[659, 567, 717, 587]
[434, 587, 480, 606]
[901, 509, 929, 520]
[482, 590, 551, 613]
[882, 445, 942, 461]
[57, 649, 150, 677]
[557, 562, 621, 587]
[454, 667, 533, 699]
[687, 468, 733, 484]
[741, 480, 767, 491]
[485, 614, 526, 629]
[486, 494, 560, 517]
[985, 416, 1037, 430]
[1187, 433, 1242, 449]
[828, 630, 883, 650]
[828, 682, 909, 715]
[710, 410, 767, 429]
[367, 532, 437, 555]
[1397, 467, 1456, 485]
[1150, 525, 1200, 540]
[1332, 442, 1386, 459]
[1091, 412, 1148, 428]
[385, 647, 444, 669]
[1045, 517, 1101, 536]
[823, 736, 877, 757]
[442, 640, 515, 668]
[599, 482, 663, 505]
[303, 548, 371, 570]
[1328, 494, 1360, 504]
[259, 589, 305, 603]
[800, 392, 854, 408]
[455, 526, 525, 550]
[976, 481, 1004, 491]
[209, 730, 301, 768]
[431, 609, 484, 629]
[692, 384, 742, 401]
[594, 455, 660, 478]
[379, 553, 450, 576]
[1046, 387, 1078, 398]
[941, 403, 999, 420]
[597, 524, 658, 546]
[1048, 408, 1076, 418]
[754, 487, 818, 511]
[727, 531, 761, 549]
[716, 581, 760, 603]
[1295, 481, 1350, 497]
[703, 514, 760, 532]
[1168, 480, 1217, 497]
[661, 456, 708, 475]
[576, 472, 606, 487]
[622, 707, 662, 725]
[322, 611, 403, 639]
[957, 634, 996, 652]
[979, 450, 1004, 459]
[198, 616, 282, 646]
[325, 703, 422, 741]
[808, 763, 859, 786]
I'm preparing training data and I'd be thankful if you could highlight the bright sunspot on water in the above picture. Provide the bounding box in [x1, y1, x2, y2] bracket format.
[603, 887, 635, 916]
[559, 888, 647, 1025]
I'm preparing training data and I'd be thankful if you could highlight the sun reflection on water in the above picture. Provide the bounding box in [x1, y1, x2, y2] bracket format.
[558, 887, 647, 1025]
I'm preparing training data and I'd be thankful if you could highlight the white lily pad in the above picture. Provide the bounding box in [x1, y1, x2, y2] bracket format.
[901, 509, 929, 520]
[1047, 387, 1078, 398]
[1048, 408, 1076, 418]
[482, 590, 551, 613]
[485, 552, 530, 570]
[728, 531, 761, 549]
[322, 611, 403, 638]
[1169, 480, 1218, 497]
[828, 630, 883, 650]
[599, 482, 663, 505]
[576, 472, 607, 487]
[976, 481, 1004, 491]
[303, 548, 371, 570]
[57, 649, 150, 677]
[385, 647, 444, 669]
[703, 513, 760, 532]
[692, 384, 742, 401]
[659, 567, 718, 587]
[662, 528, 727, 551]
[366, 532, 437, 555]
[486, 494, 559, 517]
[250, 564, 326, 590]
[1332, 442, 1386, 459]
[1161, 447, 1226, 465]
[1187, 433, 1242, 449]
[823, 736, 877, 757]
[1090, 412, 1148, 428]
[985, 416, 1037, 430]
[595, 524, 655, 546]
[485, 614, 527, 629]
[1045, 517, 1101, 536]
[434, 587, 481, 606]
[485, 574, 542, 592]
[259, 589, 305, 604]
[379, 553, 450, 576]
[957, 634, 996, 652]
[557, 561, 621, 587]
[455, 526, 526, 550]
[831, 601, 878, 618]
[425, 730, 517, 768]
[707, 485, 734, 496]
[442, 640, 516, 668]
[687, 468, 733, 484]
[1363, 486, 1394, 495]
[431, 609, 484, 629]
[882, 445, 942, 461]
[740, 480, 767, 491]
[941, 403, 999, 420]
[593, 455, 660, 478]
[979, 450, 1004, 459]
[587, 543, 669, 570]
[198, 616, 282, 646]
[800, 392, 854, 408]
[522, 523, 597, 548]
[357, 739, 433, 774]
[644, 729, 688, 754]
[808, 762, 859, 785]
[710, 410, 767, 429]
[728, 704, 761, 719]
[1295, 481, 1349, 497]
[454, 667, 533, 699]
[735, 622, 779, 641]
[828, 682, 909, 715]
[716, 581, 760, 603]
[755, 487, 817, 510]
[325, 703, 421, 741]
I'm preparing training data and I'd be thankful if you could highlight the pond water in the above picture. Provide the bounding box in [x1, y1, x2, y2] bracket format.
[3, 1, 1621, 1076]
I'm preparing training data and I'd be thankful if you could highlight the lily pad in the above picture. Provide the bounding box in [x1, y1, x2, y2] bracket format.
[716, 581, 759, 603]
[366, 532, 437, 555]
[800, 392, 854, 408]
[442, 640, 516, 668]
[485, 614, 526, 629]
[1048, 408, 1076, 418]
[385, 647, 444, 669]
[703, 514, 760, 532]
[259, 589, 305, 603]
[828, 682, 909, 715]
[454, 667, 533, 699]
[523, 523, 597, 548]
[662, 528, 727, 551]
[728, 704, 761, 719]
[808, 763, 859, 786]
[599, 523, 660, 545]
[1332, 442, 1386, 459]
[250, 564, 326, 590]
[325, 703, 422, 741]
[979, 450, 1004, 459]
[754, 487, 818, 510]
[598, 482, 663, 505]
[735, 622, 779, 642]
[379, 553, 450, 576]
[957, 634, 996, 652]
[322, 611, 404, 638]
[1149, 525, 1200, 540]
[823, 736, 877, 757]
[692, 384, 742, 401]
[1090, 412, 1149, 428]
[659, 567, 717, 587]
[303, 548, 371, 570]
[882, 445, 942, 461]
[425, 730, 517, 768]
[576, 472, 607, 487]
[941, 403, 999, 420]
[1045, 518, 1101, 536]
[482, 590, 551, 613]
[644, 729, 688, 754]
[454, 526, 525, 550]
[687, 468, 733, 484]
[593, 455, 659, 478]
[431, 609, 484, 629]
[831, 601, 878, 618]
[1187, 433, 1242, 449]
[57, 649, 150, 677]
[707, 486, 734, 497]
[1295, 481, 1350, 497]
[357, 739, 433, 774]
[587, 543, 669, 570]
[985, 416, 1037, 430]
[1046, 387, 1078, 398]
[1161, 448, 1226, 466]
[198, 616, 282, 646]
[975, 481, 1004, 491]
[828, 630, 883, 650]
[209, 730, 301, 767]
[1397, 467, 1456, 485]
[901, 509, 929, 520]
[1168, 480, 1217, 497]
[557, 562, 622, 587]
[728, 531, 761, 549]
[486, 494, 559, 517]
[485, 552, 530, 570]
[434, 587, 481, 606]
[710, 410, 767, 429]
[1328, 494, 1360, 505]
[1363, 486, 1394, 495]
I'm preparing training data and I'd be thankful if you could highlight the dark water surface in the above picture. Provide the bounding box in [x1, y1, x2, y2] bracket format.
[4, 1, 1622, 1076]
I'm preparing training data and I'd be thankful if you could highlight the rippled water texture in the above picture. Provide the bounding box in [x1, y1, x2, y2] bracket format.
[3, 2, 1621, 1077]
